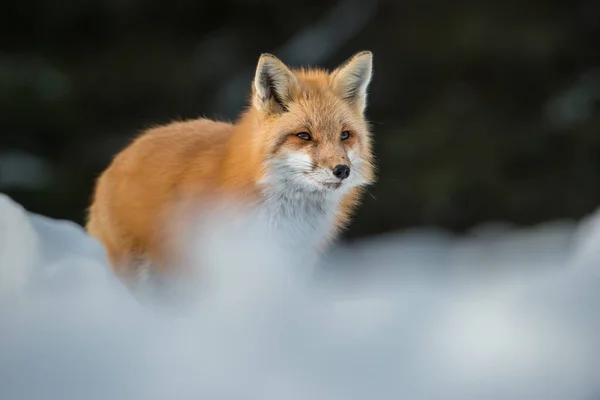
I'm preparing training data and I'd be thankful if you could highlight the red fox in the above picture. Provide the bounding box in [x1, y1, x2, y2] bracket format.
[86, 51, 375, 280]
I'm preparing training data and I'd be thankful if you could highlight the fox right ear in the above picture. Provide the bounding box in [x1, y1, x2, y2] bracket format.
[331, 51, 373, 114]
[253, 54, 298, 114]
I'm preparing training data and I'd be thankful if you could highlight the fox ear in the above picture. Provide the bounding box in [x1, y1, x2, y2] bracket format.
[253, 54, 298, 114]
[331, 51, 373, 114]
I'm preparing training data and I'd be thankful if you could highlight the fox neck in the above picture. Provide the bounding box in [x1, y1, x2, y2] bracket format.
[258, 177, 345, 265]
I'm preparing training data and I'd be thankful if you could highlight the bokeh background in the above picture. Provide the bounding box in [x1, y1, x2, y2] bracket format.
[2, 0, 600, 239]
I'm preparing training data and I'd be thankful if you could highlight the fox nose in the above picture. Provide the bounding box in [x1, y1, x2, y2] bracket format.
[332, 164, 350, 180]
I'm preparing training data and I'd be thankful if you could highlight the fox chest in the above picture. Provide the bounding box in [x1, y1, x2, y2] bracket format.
[260, 190, 341, 260]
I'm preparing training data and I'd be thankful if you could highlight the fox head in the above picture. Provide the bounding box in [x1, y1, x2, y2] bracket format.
[251, 51, 375, 194]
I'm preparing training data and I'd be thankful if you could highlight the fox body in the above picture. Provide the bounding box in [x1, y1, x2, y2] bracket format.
[86, 51, 375, 279]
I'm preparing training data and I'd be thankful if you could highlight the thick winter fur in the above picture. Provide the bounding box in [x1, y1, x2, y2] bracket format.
[86, 51, 376, 279]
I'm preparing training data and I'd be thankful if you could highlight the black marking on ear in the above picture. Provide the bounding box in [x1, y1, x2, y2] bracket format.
[260, 69, 288, 112]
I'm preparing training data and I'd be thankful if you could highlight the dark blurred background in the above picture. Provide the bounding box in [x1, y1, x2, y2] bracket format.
[2, 0, 600, 239]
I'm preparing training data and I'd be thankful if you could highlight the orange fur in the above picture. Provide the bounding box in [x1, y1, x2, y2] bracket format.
[86, 51, 376, 279]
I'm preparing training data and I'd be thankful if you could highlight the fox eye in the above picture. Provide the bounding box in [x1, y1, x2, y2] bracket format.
[296, 132, 312, 141]
[341, 130, 351, 140]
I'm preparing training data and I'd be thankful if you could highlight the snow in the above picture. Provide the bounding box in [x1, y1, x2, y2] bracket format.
[0, 192, 599, 400]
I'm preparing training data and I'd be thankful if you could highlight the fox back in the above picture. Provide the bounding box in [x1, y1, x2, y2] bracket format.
[86, 51, 376, 280]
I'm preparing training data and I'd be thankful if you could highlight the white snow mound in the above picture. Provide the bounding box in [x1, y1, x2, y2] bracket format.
[0, 193, 599, 400]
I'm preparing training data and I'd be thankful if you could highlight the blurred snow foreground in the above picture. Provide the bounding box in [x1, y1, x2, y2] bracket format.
[1, 193, 600, 400]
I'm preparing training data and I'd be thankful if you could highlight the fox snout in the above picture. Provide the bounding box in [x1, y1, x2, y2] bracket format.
[332, 164, 350, 180]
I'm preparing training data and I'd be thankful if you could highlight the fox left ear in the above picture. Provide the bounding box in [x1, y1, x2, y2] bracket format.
[253, 53, 298, 114]
[331, 51, 373, 114]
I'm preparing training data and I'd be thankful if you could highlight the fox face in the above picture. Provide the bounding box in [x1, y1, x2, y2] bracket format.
[252, 52, 375, 194]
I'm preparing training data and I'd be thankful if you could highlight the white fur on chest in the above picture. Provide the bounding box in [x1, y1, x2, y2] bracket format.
[259, 187, 343, 260]
[256, 150, 360, 263]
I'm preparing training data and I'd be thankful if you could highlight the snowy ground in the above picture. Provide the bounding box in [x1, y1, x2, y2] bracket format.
[1, 193, 599, 400]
